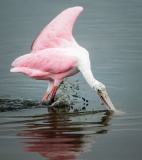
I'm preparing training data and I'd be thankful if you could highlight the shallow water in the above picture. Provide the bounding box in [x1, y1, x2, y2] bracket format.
[0, 0, 142, 159]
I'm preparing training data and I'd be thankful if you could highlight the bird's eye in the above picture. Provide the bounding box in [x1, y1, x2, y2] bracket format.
[97, 89, 101, 93]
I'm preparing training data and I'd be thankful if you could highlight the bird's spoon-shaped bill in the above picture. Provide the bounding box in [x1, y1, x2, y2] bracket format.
[97, 89, 116, 111]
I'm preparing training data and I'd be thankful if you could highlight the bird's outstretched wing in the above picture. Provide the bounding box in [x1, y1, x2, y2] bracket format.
[11, 49, 77, 76]
[31, 7, 83, 52]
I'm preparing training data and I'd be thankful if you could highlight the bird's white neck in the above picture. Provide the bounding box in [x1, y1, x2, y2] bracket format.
[77, 47, 99, 89]
[81, 70, 98, 89]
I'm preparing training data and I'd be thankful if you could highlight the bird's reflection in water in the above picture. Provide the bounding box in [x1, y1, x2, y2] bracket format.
[17, 106, 112, 160]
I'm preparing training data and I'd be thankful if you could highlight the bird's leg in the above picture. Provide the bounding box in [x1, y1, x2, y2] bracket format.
[42, 93, 50, 102]
[42, 80, 54, 102]
[50, 79, 62, 102]
[50, 86, 58, 102]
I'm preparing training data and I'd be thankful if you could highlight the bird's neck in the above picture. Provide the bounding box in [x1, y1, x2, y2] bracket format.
[82, 70, 98, 89]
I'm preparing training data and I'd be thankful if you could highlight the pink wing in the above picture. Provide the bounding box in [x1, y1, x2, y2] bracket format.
[31, 7, 83, 52]
[11, 49, 77, 76]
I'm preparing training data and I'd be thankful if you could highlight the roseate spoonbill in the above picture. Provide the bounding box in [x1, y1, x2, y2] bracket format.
[10, 6, 116, 111]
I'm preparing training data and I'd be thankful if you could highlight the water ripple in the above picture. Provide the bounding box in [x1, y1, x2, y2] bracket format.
[0, 108, 111, 159]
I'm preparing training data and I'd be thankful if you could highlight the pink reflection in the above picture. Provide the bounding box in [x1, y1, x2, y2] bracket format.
[17, 108, 111, 160]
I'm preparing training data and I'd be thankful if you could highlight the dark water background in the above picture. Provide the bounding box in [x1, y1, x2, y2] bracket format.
[0, 0, 142, 160]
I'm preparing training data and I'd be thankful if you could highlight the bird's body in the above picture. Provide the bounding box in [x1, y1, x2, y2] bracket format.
[10, 7, 116, 111]
[11, 48, 80, 80]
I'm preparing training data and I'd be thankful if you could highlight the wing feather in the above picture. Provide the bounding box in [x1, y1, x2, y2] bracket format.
[31, 7, 83, 52]
[11, 49, 77, 75]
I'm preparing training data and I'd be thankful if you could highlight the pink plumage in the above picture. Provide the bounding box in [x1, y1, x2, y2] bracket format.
[11, 49, 77, 79]
[31, 7, 83, 52]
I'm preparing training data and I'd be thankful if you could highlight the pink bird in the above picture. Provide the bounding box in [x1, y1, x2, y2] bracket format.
[10, 7, 116, 111]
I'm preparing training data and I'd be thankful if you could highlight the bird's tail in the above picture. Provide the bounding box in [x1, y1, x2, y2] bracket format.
[10, 67, 33, 76]
[10, 67, 48, 79]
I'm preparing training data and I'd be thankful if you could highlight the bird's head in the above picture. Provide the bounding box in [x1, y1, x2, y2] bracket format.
[93, 81, 116, 111]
